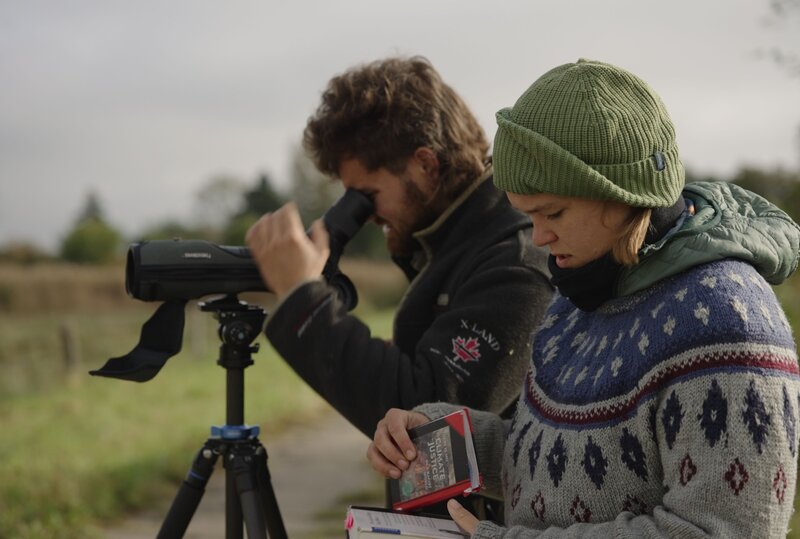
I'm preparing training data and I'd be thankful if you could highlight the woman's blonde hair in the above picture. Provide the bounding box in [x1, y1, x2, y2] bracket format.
[610, 208, 652, 266]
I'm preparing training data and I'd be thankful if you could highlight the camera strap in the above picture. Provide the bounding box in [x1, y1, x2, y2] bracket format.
[89, 300, 187, 382]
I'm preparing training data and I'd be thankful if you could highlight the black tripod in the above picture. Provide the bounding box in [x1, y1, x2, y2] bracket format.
[157, 295, 288, 539]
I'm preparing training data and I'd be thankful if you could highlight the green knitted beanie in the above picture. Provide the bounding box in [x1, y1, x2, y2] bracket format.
[493, 59, 684, 207]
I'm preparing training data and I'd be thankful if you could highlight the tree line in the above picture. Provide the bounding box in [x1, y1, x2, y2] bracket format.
[0, 148, 387, 265]
[2, 152, 799, 266]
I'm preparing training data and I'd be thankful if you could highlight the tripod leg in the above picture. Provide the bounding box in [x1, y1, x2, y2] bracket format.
[231, 451, 267, 539]
[157, 443, 219, 539]
[226, 467, 244, 539]
[255, 445, 288, 539]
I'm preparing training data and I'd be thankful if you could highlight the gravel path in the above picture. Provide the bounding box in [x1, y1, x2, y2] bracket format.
[102, 409, 383, 538]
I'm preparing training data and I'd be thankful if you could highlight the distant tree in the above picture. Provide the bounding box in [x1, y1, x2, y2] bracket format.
[289, 145, 343, 224]
[60, 221, 121, 264]
[135, 220, 211, 242]
[219, 172, 287, 245]
[731, 165, 800, 221]
[796, 124, 800, 168]
[287, 145, 386, 258]
[241, 173, 285, 216]
[221, 213, 259, 245]
[78, 191, 105, 222]
[684, 168, 723, 184]
[192, 175, 248, 231]
[60, 192, 122, 264]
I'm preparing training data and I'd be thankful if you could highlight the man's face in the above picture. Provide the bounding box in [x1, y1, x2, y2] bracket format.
[338, 157, 438, 257]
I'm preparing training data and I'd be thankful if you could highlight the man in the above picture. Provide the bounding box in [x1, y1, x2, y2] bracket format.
[245, 56, 552, 438]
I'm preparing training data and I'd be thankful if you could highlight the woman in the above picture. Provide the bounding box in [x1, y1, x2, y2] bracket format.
[367, 59, 800, 537]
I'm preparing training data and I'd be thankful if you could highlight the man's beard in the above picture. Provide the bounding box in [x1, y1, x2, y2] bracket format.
[385, 176, 442, 257]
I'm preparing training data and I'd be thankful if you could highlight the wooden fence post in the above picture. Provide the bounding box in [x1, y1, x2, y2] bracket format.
[60, 319, 81, 386]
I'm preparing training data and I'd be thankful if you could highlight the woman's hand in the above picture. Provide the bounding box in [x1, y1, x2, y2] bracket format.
[366, 408, 429, 479]
[447, 499, 479, 536]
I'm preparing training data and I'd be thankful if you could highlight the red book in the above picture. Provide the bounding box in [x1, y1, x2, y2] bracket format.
[390, 409, 482, 512]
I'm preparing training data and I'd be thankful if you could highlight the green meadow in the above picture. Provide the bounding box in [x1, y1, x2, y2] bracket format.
[0, 261, 399, 539]
[1, 261, 800, 537]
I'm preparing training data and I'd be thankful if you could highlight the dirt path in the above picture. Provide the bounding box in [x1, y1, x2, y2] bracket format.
[102, 409, 384, 538]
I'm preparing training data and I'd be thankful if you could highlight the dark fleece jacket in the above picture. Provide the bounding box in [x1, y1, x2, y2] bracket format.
[264, 175, 553, 436]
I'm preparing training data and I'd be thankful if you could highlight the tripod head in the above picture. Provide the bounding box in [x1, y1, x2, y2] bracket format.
[201, 294, 266, 370]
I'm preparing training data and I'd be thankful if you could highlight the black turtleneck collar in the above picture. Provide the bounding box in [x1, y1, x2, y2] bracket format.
[548, 253, 621, 311]
[645, 196, 686, 244]
[549, 196, 687, 311]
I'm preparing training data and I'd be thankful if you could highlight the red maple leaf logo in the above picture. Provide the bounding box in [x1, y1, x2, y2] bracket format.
[452, 336, 481, 362]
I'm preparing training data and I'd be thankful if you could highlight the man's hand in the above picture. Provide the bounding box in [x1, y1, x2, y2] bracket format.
[447, 499, 479, 536]
[366, 408, 429, 479]
[245, 202, 330, 301]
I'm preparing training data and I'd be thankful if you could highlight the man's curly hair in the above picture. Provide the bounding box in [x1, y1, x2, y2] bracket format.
[303, 56, 489, 198]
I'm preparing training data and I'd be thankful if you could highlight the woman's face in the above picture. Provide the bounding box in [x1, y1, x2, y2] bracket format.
[507, 192, 632, 269]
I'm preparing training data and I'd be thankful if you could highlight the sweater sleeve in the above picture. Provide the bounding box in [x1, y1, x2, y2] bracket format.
[264, 245, 551, 437]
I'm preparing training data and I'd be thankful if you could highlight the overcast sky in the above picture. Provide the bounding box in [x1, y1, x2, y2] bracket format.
[1, 0, 799, 251]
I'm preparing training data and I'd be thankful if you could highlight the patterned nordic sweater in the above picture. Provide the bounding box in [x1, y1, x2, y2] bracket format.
[418, 259, 799, 538]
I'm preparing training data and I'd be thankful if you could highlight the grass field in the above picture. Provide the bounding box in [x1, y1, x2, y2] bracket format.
[0, 349, 321, 538]
[0, 281, 394, 538]
[2, 261, 800, 537]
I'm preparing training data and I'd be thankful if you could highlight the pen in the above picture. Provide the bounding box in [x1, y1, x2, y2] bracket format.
[370, 526, 401, 534]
